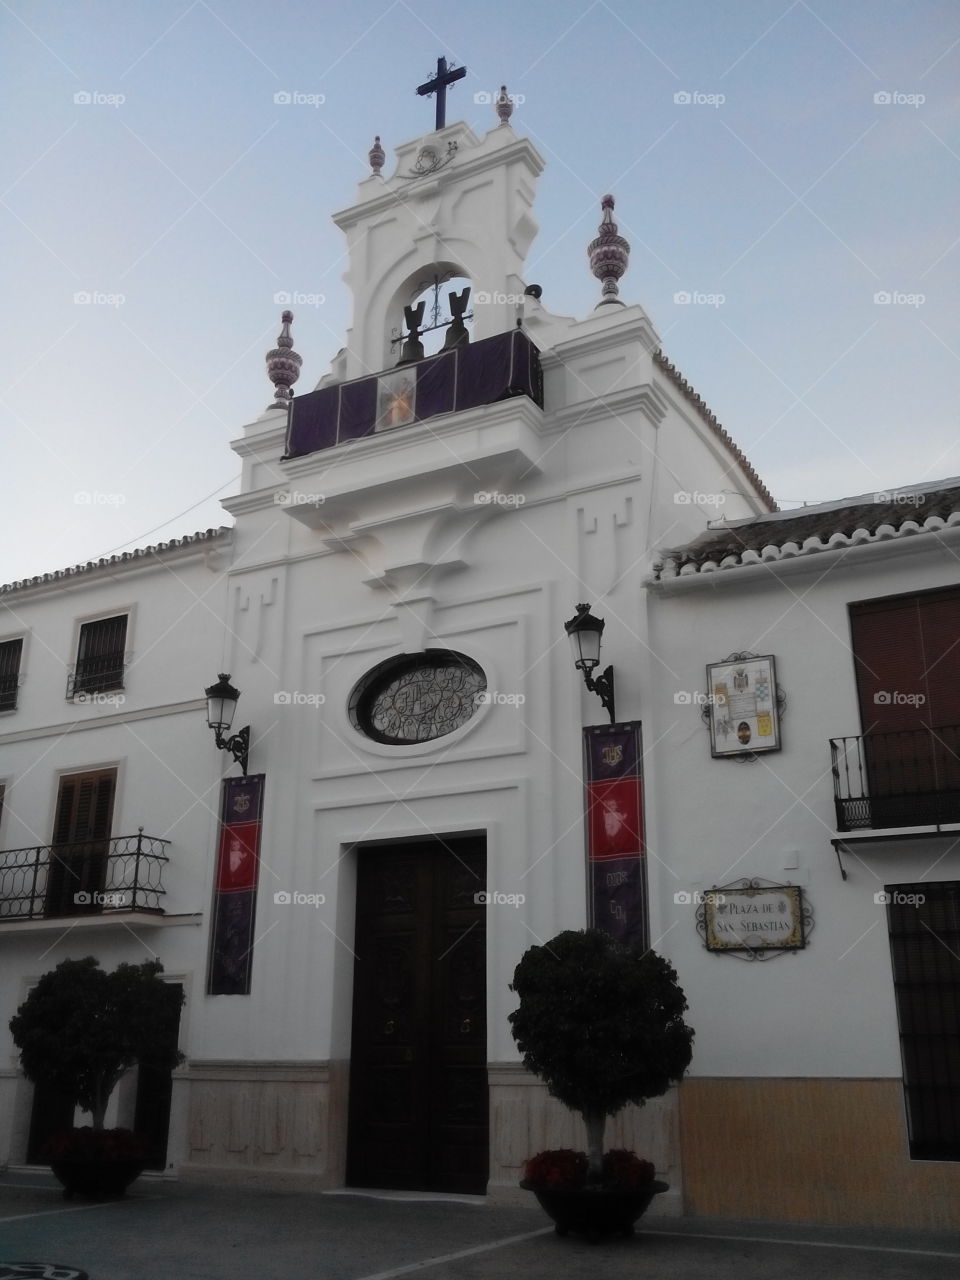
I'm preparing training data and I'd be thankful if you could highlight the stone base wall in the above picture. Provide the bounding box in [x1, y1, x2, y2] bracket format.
[487, 1062, 681, 1210]
[179, 1060, 349, 1189]
[177, 1059, 681, 1202]
[0, 1071, 25, 1166]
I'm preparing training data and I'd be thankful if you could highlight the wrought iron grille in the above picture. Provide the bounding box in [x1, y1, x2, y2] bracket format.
[0, 672, 19, 713]
[68, 614, 127, 696]
[0, 829, 168, 920]
[0, 638, 22, 712]
[352, 652, 487, 745]
[885, 881, 960, 1160]
[830, 726, 960, 831]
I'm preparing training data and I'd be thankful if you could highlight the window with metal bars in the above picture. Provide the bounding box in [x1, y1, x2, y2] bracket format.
[885, 881, 960, 1160]
[70, 615, 127, 696]
[0, 638, 23, 711]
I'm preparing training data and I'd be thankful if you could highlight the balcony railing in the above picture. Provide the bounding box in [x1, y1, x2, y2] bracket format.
[0, 829, 169, 921]
[830, 726, 960, 831]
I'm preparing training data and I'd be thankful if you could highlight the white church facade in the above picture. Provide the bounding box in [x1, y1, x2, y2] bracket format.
[1, 93, 958, 1230]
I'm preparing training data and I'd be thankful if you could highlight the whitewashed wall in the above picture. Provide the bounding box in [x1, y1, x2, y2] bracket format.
[645, 536, 960, 1079]
[0, 539, 231, 1164]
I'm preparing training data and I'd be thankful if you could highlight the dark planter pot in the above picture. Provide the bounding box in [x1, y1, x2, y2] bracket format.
[520, 1178, 669, 1241]
[46, 1126, 151, 1200]
[48, 1131, 149, 1200]
[51, 1154, 146, 1199]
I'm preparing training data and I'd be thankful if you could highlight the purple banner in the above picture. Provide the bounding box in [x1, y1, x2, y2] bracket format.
[208, 775, 265, 996]
[584, 724, 648, 950]
[592, 858, 648, 950]
[586, 725, 641, 781]
[285, 329, 543, 459]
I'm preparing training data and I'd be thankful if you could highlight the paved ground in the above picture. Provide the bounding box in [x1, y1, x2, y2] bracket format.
[1, 1170, 958, 1280]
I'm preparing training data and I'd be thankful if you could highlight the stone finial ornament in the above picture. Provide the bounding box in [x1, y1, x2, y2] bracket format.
[369, 135, 386, 176]
[588, 194, 630, 307]
[495, 85, 513, 126]
[266, 310, 302, 410]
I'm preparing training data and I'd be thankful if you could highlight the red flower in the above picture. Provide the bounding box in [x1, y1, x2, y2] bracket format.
[47, 1127, 151, 1161]
[523, 1147, 656, 1190]
[602, 1149, 655, 1190]
[523, 1148, 588, 1188]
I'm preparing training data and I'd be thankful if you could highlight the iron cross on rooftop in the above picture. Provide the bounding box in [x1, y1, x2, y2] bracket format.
[416, 56, 466, 131]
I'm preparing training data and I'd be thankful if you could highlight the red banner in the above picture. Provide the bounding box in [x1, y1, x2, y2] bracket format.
[208, 775, 265, 995]
[584, 724, 648, 949]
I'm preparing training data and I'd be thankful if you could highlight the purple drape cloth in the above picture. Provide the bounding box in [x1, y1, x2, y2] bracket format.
[284, 329, 543, 460]
[415, 350, 456, 420]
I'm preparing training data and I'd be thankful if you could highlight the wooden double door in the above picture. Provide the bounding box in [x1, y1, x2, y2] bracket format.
[347, 838, 488, 1193]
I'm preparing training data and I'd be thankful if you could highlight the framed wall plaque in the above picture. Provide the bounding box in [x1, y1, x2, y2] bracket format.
[703, 883, 807, 954]
[706, 654, 780, 756]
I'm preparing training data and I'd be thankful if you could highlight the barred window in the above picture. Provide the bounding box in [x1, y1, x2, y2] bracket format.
[71, 615, 127, 696]
[886, 881, 960, 1160]
[0, 638, 23, 711]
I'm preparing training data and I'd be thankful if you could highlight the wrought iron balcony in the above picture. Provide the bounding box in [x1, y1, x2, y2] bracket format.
[830, 726, 960, 831]
[0, 829, 169, 921]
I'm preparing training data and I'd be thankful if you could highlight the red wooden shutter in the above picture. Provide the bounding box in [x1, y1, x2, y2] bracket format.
[917, 593, 960, 728]
[850, 598, 925, 733]
[916, 592, 960, 797]
[849, 590, 960, 820]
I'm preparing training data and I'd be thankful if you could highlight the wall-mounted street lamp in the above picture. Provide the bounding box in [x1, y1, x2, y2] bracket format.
[205, 673, 250, 775]
[564, 603, 616, 724]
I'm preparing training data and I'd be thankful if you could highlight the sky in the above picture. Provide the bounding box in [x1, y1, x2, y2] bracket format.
[2, 0, 959, 586]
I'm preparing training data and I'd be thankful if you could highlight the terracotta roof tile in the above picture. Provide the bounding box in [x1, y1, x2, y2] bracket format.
[0, 527, 231, 595]
[656, 483, 960, 578]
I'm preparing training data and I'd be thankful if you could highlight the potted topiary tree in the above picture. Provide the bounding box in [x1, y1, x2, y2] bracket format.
[509, 928, 694, 1240]
[9, 956, 184, 1198]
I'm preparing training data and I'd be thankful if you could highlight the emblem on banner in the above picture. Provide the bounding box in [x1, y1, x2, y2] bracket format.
[601, 744, 624, 767]
[233, 793, 251, 814]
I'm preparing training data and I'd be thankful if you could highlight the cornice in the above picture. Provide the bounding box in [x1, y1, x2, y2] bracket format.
[0, 530, 232, 603]
[332, 133, 545, 230]
[224, 396, 546, 517]
[649, 519, 960, 593]
[0, 697, 207, 746]
[545, 308, 660, 362]
[546, 383, 670, 432]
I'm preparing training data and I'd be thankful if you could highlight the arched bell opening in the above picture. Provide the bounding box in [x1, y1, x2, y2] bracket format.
[388, 263, 474, 364]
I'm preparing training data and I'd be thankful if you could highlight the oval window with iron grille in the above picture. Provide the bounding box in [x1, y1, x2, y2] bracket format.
[350, 651, 486, 745]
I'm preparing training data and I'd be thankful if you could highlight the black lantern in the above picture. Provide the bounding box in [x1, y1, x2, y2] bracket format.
[205, 673, 250, 775]
[564, 603, 616, 723]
